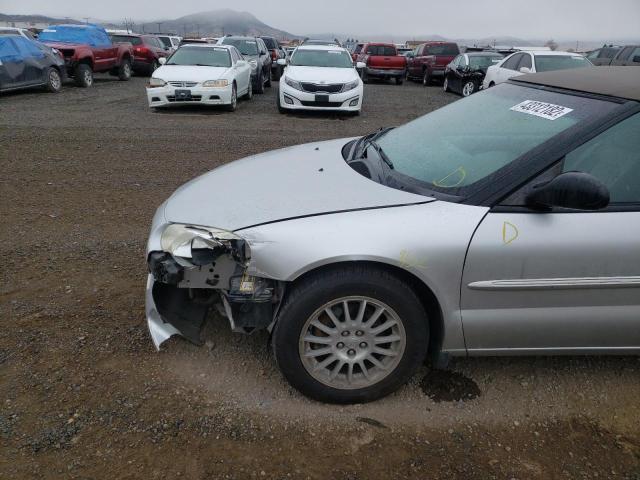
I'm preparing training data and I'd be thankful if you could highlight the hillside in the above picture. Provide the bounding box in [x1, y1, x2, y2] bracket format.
[148, 9, 298, 39]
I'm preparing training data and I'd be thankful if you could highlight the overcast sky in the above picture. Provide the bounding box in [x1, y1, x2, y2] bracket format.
[3, 0, 639, 40]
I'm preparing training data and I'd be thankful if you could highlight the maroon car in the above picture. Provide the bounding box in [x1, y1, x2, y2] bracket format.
[109, 33, 169, 75]
[406, 41, 460, 85]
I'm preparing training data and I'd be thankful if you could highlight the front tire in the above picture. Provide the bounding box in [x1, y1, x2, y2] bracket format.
[422, 69, 430, 86]
[226, 83, 237, 112]
[462, 81, 476, 97]
[74, 64, 93, 88]
[44, 67, 62, 93]
[272, 265, 428, 404]
[443, 77, 450, 92]
[255, 72, 265, 94]
[244, 79, 253, 100]
[118, 59, 132, 81]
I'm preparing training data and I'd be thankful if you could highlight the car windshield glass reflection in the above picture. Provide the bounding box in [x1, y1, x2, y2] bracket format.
[374, 83, 617, 194]
[469, 55, 503, 69]
[290, 50, 354, 68]
[222, 39, 258, 56]
[167, 47, 231, 67]
[535, 55, 592, 72]
[110, 35, 142, 45]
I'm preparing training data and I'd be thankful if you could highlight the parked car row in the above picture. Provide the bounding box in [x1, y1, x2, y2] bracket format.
[586, 44, 640, 66]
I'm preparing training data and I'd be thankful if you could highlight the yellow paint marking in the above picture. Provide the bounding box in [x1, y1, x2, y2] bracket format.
[502, 221, 519, 245]
[433, 166, 467, 188]
[399, 249, 428, 269]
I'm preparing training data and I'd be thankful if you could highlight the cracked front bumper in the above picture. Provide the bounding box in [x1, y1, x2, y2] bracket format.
[146, 274, 181, 350]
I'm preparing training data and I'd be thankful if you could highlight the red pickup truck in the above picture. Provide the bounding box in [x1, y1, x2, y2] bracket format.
[406, 41, 460, 85]
[356, 43, 407, 85]
[39, 24, 133, 88]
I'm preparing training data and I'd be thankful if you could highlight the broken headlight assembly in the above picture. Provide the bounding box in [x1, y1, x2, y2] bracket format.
[160, 224, 250, 266]
[148, 224, 282, 338]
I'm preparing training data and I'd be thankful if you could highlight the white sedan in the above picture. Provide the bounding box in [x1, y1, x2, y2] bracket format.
[483, 50, 592, 89]
[147, 44, 252, 111]
[278, 45, 365, 115]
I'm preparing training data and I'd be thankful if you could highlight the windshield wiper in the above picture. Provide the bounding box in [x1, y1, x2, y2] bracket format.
[350, 126, 394, 160]
[366, 140, 394, 170]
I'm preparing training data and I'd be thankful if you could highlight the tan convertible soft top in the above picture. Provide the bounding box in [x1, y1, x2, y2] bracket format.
[511, 66, 640, 102]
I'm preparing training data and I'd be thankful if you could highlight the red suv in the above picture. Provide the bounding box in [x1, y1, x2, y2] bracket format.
[406, 41, 460, 85]
[110, 33, 169, 75]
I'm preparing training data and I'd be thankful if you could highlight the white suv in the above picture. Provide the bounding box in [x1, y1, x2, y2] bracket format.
[278, 45, 365, 115]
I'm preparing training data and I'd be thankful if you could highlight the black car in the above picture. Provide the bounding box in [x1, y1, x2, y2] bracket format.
[443, 51, 504, 96]
[0, 34, 66, 94]
[260, 36, 286, 80]
[219, 36, 272, 93]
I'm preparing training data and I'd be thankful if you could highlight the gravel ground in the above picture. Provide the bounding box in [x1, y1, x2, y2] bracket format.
[1, 75, 639, 479]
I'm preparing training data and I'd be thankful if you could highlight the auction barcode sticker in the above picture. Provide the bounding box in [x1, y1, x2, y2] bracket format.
[510, 100, 573, 120]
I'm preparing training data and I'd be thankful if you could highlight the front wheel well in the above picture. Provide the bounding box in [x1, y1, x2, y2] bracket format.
[286, 261, 444, 359]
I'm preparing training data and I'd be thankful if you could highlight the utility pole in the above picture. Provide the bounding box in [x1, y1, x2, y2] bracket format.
[157, 22, 162, 33]
[83, 17, 89, 24]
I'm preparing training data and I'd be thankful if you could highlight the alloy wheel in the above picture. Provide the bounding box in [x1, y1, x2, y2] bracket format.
[462, 81, 475, 96]
[299, 296, 406, 390]
[49, 70, 61, 91]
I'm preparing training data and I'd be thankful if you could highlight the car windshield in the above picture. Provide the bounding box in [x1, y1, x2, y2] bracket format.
[425, 44, 458, 55]
[158, 36, 172, 48]
[469, 55, 503, 68]
[372, 83, 618, 195]
[261, 37, 276, 49]
[534, 55, 592, 72]
[167, 47, 231, 67]
[110, 35, 142, 45]
[290, 49, 354, 68]
[221, 38, 258, 56]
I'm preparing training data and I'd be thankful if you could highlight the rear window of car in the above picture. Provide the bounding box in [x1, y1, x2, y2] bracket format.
[367, 45, 397, 56]
[158, 36, 172, 48]
[534, 55, 592, 72]
[221, 38, 258, 56]
[111, 35, 142, 45]
[424, 43, 459, 55]
[261, 37, 277, 49]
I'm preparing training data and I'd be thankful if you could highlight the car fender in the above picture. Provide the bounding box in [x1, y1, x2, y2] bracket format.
[238, 201, 490, 353]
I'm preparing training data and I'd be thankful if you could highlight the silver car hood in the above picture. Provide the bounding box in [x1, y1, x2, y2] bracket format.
[163, 138, 433, 231]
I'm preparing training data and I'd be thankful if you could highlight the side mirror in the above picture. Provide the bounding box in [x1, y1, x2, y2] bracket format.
[519, 66, 532, 74]
[356, 61, 366, 69]
[406, 53, 414, 58]
[158, 57, 167, 65]
[525, 172, 610, 211]
[277, 58, 287, 66]
[260, 50, 267, 56]
[457, 64, 469, 72]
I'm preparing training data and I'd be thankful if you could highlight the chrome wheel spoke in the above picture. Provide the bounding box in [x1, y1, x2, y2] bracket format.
[355, 300, 367, 324]
[313, 355, 338, 371]
[373, 346, 399, 357]
[363, 305, 384, 326]
[303, 334, 332, 345]
[374, 335, 402, 344]
[310, 319, 335, 335]
[358, 360, 370, 380]
[324, 307, 341, 327]
[370, 319, 397, 335]
[304, 347, 332, 358]
[347, 363, 354, 384]
[329, 360, 345, 380]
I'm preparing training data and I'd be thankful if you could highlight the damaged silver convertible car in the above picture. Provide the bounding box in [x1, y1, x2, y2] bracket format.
[147, 67, 640, 403]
